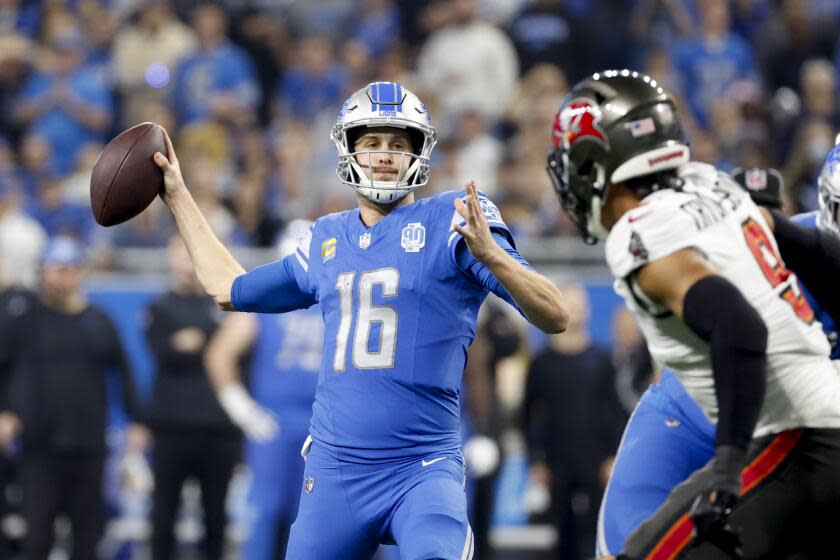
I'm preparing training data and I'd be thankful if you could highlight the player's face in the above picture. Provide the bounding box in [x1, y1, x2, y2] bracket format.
[353, 128, 415, 183]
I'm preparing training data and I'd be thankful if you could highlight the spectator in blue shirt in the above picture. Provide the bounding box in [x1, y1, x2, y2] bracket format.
[171, 3, 260, 127]
[352, 0, 400, 60]
[17, 133, 54, 203]
[25, 174, 93, 242]
[275, 36, 348, 122]
[14, 25, 113, 175]
[671, 0, 758, 128]
[0, 0, 40, 38]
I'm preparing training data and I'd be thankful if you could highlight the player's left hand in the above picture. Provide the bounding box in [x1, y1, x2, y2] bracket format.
[454, 181, 502, 264]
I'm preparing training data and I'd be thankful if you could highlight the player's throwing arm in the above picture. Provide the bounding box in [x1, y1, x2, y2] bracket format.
[154, 129, 244, 310]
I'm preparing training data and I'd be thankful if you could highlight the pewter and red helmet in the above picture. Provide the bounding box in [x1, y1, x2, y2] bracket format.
[546, 70, 690, 243]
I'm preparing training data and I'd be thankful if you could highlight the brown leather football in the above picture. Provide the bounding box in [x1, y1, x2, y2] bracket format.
[90, 122, 165, 226]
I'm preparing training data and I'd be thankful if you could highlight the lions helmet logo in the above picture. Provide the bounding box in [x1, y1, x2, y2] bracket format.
[552, 99, 608, 149]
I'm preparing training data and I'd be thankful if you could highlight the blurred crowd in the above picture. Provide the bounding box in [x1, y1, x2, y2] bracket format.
[0, 1, 839, 556]
[0, 0, 839, 282]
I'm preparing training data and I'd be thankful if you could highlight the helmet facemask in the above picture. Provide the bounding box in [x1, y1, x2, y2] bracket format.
[817, 144, 840, 236]
[818, 174, 840, 236]
[547, 147, 609, 245]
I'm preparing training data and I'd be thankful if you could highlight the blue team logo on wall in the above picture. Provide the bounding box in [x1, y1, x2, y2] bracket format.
[401, 222, 426, 253]
[338, 98, 356, 120]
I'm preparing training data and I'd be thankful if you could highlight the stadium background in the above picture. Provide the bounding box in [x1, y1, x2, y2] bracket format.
[1, 0, 839, 558]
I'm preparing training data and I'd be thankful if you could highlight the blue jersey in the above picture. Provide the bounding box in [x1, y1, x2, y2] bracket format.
[671, 34, 757, 127]
[17, 65, 114, 174]
[250, 308, 323, 413]
[172, 41, 260, 125]
[234, 191, 518, 463]
[790, 211, 839, 358]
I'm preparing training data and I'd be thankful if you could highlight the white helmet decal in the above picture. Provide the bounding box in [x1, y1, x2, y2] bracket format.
[331, 82, 437, 204]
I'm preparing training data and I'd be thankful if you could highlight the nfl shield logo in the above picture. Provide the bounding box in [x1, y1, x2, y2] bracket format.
[359, 232, 372, 249]
[401, 222, 426, 253]
[304, 476, 315, 494]
[745, 169, 768, 191]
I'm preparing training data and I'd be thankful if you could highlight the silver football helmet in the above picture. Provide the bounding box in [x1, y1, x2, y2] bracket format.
[818, 142, 840, 235]
[331, 82, 437, 204]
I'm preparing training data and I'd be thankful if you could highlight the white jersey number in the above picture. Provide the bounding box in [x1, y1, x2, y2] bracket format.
[333, 268, 399, 372]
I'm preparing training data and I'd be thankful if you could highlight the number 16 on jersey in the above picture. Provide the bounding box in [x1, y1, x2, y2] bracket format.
[333, 268, 400, 372]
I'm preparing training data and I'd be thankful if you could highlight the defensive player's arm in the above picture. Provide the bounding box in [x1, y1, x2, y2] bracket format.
[635, 248, 767, 486]
[454, 182, 568, 334]
[760, 208, 840, 324]
[204, 313, 278, 441]
[154, 128, 245, 310]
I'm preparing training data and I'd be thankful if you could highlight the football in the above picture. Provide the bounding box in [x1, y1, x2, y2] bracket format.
[90, 122, 166, 227]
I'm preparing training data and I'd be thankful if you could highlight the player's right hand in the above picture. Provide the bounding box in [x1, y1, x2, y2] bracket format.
[240, 405, 279, 443]
[153, 127, 188, 207]
[218, 383, 279, 442]
[689, 489, 742, 558]
[690, 443, 745, 555]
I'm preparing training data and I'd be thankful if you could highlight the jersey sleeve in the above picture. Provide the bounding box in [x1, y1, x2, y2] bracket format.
[230, 224, 319, 313]
[454, 231, 532, 315]
[447, 191, 513, 264]
[605, 194, 702, 279]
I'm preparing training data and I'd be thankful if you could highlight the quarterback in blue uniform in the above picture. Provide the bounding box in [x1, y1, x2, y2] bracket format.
[154, 81, 568, 560]
[595, 151, 840, 558]
[205, 221, 323, 560]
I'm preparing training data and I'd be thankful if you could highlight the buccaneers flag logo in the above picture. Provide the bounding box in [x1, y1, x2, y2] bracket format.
[552, 99, 609, 149]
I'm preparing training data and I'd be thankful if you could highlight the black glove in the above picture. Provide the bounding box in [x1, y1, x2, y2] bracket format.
[689, 446, 745, 558]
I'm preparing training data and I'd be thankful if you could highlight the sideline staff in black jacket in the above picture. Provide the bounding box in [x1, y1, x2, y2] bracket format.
[144, 235, 240, 560]
[0, 236, 148, 560]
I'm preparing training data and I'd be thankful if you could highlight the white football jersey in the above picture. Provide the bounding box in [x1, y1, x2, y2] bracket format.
[605, 162, 840, 437]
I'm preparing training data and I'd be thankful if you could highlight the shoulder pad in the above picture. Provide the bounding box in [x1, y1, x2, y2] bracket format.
[605, 189, 701, 278]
